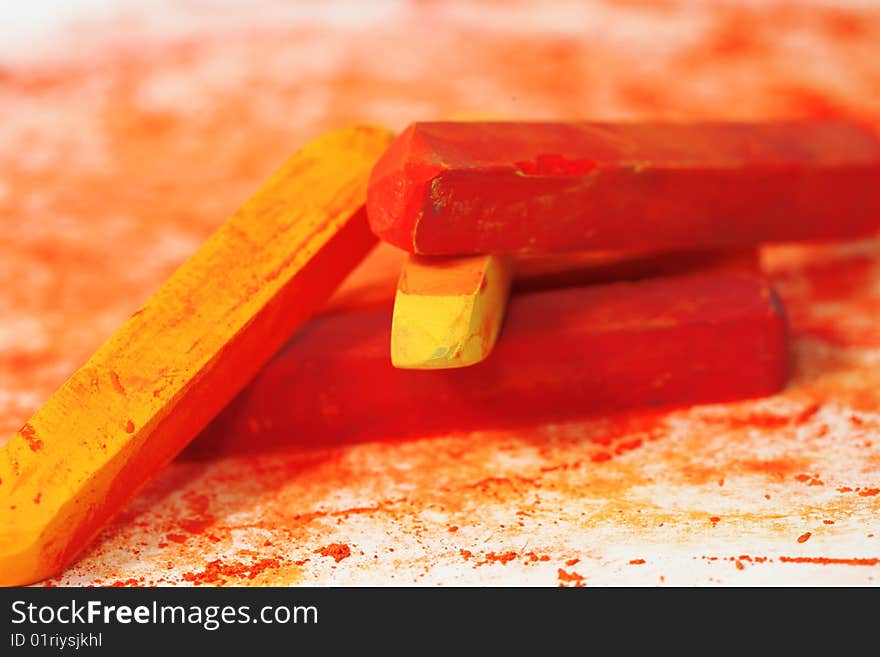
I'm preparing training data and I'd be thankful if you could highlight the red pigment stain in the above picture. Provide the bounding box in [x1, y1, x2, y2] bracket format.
[703, 12, 769, 59]
[526, 552, 550, 562]
[777, 86, 852, 121]
[33, 492, 41, 504]
[738, 555, 768, 564]
[109, 578, 142, 587]
[704, 554, 770, 565]
[739, 457, 806, 479]
[175, 493, 215, 535]
[794, 404, 822, 424]
[182, 558, 281, 585]
[779, 557, 880, 566]
[614, 438, 643, 455]
[178, 517, 212, 534]
[629, 559, 645, 565]
[515, 154, 597, 176]
[708, 412, 790, 430]
[771, 252, 880, 348]
[858, 488, 880, 497]
[460, 550, 473, 560]
[479, 551, 518, 566]
[316, 543, 351, 563]
[448, 526, 458, 532]
[823, 9, 869, 39]
[109, 371, 126, 395]
[20, 423, 43, 452]
[591, 451, 612, 463]
[557, 569, 586, 587]
[166, 534, 187, 544]
[565, 558, 580, 566]
[797, 532, 812, 544]
[702, 404, 820, 432]
[710, 516, 721, 523]
[125, 420, 135, 434]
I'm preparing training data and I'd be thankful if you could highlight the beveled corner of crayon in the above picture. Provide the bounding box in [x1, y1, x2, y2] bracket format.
[366, 123, 447, 254]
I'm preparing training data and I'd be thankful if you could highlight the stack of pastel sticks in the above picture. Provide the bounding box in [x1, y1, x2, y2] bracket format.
[2, 121, 879, 586]
[200, 120, 880, 451]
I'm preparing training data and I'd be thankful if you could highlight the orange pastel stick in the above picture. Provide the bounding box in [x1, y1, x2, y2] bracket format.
[0, 125, 392, 586]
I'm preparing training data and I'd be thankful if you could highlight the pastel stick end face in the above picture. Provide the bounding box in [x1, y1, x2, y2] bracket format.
[390, 290, 490, 370]
[686, 272, 791, 400]
[367, 123, 447, 253]
[390, 254, 511, 370]
[391, 295, 482, 370]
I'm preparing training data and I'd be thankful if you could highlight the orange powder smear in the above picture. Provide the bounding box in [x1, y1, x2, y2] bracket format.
[316, 543, 352, 563]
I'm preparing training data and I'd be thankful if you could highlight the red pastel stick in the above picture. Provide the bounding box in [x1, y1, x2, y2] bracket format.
[367, 121, 880, 255]
[189, 270, 788, 456]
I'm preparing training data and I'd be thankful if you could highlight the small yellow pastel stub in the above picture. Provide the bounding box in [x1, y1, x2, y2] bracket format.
[391, 254, 513, 369]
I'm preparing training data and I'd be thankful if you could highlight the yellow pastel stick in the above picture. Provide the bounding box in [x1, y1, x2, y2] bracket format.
[0, 125, 392, 586]
[391, 254, 513, 369]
